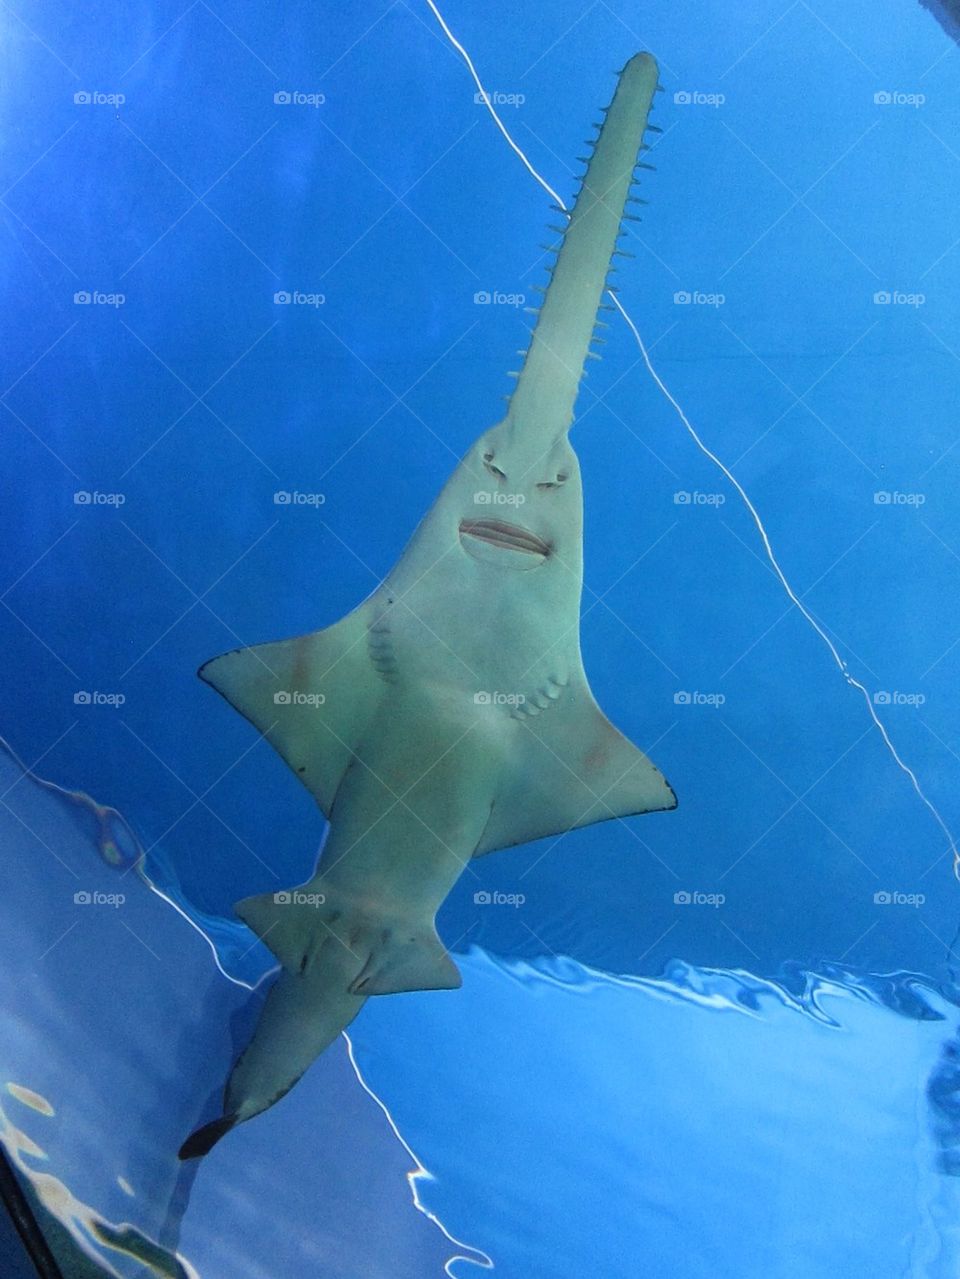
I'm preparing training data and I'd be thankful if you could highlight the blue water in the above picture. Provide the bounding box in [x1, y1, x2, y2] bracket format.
[3, 1, 960, 1275]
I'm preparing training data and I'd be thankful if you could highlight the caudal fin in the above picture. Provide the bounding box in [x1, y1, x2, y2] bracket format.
[178, 1113, 239, 1161]
[182, 895, 462, 1158]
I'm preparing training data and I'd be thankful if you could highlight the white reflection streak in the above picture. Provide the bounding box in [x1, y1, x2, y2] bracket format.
[425, 0, 959, 881]
[344, 1032, 494, 1276]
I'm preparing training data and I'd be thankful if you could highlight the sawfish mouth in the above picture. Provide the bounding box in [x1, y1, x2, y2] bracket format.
[458, 519, 551, 568]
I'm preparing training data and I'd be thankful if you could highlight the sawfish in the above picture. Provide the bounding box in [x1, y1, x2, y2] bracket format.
[180, 51, 674, 1160]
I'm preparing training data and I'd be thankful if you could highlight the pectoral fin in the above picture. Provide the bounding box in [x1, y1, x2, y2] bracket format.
[478, 676, 676, 854]
[199, 606, 381, 818]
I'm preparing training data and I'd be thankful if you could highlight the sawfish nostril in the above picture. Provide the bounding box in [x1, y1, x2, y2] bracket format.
[483, 452, 507, 481]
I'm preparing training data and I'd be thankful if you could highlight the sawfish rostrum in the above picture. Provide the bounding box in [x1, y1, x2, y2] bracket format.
[180, 52, 673, 1160]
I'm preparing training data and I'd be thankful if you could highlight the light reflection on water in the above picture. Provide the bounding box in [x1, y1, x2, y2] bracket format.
[2, 737, 960, 1277]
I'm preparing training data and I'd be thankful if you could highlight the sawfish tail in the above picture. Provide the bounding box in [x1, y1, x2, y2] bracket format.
[178, 960, 366, 1160]
[178, 887, 463, 1159]
[178, 1113, 239, 1160]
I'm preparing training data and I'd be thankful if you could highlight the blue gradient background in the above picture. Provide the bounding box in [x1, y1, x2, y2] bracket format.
[3, 2, 960, 1275]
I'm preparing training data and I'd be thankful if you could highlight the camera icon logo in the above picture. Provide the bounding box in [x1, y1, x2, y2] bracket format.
[673, 890, 692, 904]
[473, 290, 491, 304]
[273, 891, 291, 904]
[673, 691, 691, 705]
[873, 290, 892, 305]
[874, 91, 892, 105]
[673, 290, 692, 304]
[74, 890, 92, 904]
[73, 291, 92, 305]
[73, 691, 92, 704]
[74, 91, 92, 105]
[274, 690, 292, 705]
[474, 891, 491, 904]
[674, 91, 692, 105]
[274, 91, 292, 105]
[474, 691, 492, 705]
[873, 690, 891, 705]
[873, 890, 891, 904]
[273, 291, 292, 305]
